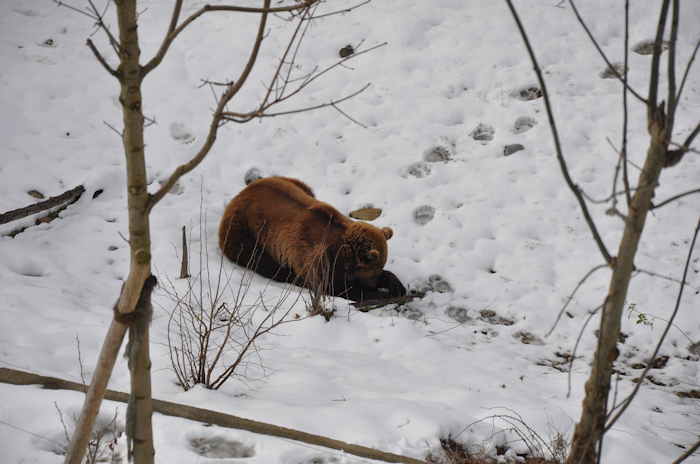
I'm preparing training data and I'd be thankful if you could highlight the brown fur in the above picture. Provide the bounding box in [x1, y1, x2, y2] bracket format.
[218, 177, 405, 301]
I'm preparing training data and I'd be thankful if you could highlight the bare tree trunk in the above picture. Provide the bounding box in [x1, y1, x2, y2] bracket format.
[65, 1, 155, 462]
[566, 114, 667, 464]
[115, 1, 154, 462]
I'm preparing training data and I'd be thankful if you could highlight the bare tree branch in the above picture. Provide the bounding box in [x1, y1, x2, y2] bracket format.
[222, 83, 371, 122]
[651, 187, 700, 210]
[621, 0, 632, 207]
[648, 0, 671, 117]
[546, 264, 608, 337]
[605, 216, 700, 432]
[666, 0, 679, 138]
[142, 0, 320, 76]
[676, 39, 700, 104]
[86, 38, 119, 77]
[331, 102, 368, 128]
[86, 0, 121, 56]
[505, 0, 614, 266]
[148, 0, 274, 211]
[54, 0, 96, 20]
[142, 0, 183, 76]
[682, 122, 700, 152]
[568, 0, 647, 104]
[308, 0, 371, 21]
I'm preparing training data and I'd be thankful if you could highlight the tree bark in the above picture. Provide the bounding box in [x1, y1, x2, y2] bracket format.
[64, 1, 155, 462]
[566, 114, 667, 464]
[115, 1, 154, 462]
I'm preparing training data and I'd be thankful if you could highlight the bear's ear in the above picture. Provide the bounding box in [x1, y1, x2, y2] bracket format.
[381, 227, 393, 240]
[308, 202, 342, 224]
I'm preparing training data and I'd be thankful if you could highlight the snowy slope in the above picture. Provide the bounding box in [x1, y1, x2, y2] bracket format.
[1, 0, 699, 463]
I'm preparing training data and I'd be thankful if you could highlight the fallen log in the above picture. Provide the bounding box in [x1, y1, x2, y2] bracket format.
[0, 185, 85, 233]
[0, 367, 425, 464]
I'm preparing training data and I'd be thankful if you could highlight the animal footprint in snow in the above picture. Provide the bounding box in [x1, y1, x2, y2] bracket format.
[632, 39, 669, 56]
[413, 205, 435, 225]
[169, 122, 195, 144]
[470, 123, 494, 143]
[423, 145, 452, 162]
[599, 62, 628, 79]
[188, 436, 255, 458]
[513, 116, 537, 134]
[511, 85, 543, 101]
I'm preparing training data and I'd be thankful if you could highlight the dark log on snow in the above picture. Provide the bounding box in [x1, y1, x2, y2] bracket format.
[0, 185, 85, 226]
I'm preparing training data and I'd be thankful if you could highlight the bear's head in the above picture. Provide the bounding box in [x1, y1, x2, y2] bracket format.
[342, 221, 394, 288]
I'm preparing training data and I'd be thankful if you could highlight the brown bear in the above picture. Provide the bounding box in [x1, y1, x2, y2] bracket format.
[218, 176, 405, 302]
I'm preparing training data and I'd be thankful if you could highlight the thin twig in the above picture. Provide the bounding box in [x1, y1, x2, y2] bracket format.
[102, 121, 123, 138]
[651, 188, 700, 210]
[505, 0, 613, 266]
[307, 0, 371, 20]
[568, 0, 647, 104]
[54, 0, 96, 19]
[546, 264, 608, 337]
[676, 39, 700, 104]
[622, 0, 632, 207]
[223, 83, 371, 122]
[75, 335, 87, 388]
[682, 122, 700, 152]
[666, 0, 679, 139]
[605, 216, 700, 432]
[142, 0, 320, 75]
[331, 102, 368, 128]
[85, 0, 121, 56]
[567, 304, 602, 398]
[633, 266, 696, 291]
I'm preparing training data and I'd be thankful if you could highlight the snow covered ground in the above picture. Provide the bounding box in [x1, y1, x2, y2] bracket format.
[1, 0, 699, 462]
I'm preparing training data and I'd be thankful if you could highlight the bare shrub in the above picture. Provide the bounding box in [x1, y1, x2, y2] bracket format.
[302, 247, 337, 321]
[429, 411, 567, 464]
[162, 207, 301, 391]
[52, 404, 123, 464]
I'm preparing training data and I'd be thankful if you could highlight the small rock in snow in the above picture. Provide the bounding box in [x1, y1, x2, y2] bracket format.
[244, 167, 263, 185]
[339, 44, 354, 58]
[504, 144, 525, 156]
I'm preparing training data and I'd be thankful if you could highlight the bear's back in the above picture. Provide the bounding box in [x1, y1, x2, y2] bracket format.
[234, 177, 348, 256]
